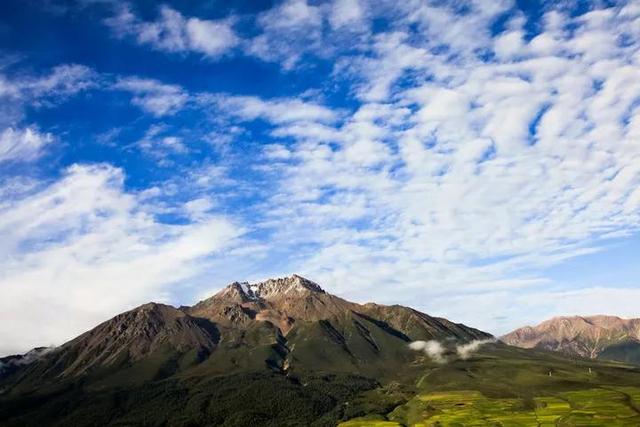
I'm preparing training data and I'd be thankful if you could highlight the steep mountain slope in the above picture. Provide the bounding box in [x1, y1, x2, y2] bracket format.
[4, 303, 220, 393]
[501, 315, 640, 362]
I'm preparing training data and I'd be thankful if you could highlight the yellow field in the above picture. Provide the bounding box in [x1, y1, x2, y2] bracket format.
[339, 387, 640, 426]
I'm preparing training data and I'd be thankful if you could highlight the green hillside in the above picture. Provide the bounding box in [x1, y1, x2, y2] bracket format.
[3, 341, 640, 426]
[340, 344, 640, 426]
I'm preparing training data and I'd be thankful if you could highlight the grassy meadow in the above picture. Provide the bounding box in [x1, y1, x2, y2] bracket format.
[339, 344, 640, 426]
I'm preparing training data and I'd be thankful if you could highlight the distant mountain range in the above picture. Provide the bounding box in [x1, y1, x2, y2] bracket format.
[501, 315, 640, 364]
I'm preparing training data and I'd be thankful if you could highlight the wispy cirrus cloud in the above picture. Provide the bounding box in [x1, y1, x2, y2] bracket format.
[114, 77, 189, 117]
[2, 64, 97, 101]
[0, 63, 96, 126]
[197, 94, 339, 124]
[0, 63, 98, 162]
[0, 127, 54, 163]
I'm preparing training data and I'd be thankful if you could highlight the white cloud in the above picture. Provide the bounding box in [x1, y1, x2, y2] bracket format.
[408, 340, 447, 363]
[329, 0, 365, 29]
[456, 339, 495, 359]
[106, 5, 238, 58]
[199, 94, 339, 124]
[239, 1, 640, 334]
[21, 64, 96, 99]
[134, 124, 190, 164]
[186, 17, 238, 57]
[252, 0, 323, 51]
[247, 0, 371, 69]
[0, 64, 95, 126]
[423, 286, 640, 336]
[0, 127, 53, 163]
[0, 164, 241, 355]
[105, 1, 367, 69]
[114, 77, 188, 116]
[339, 31, 431, 102]
[494, 31, 525, 60]
[0, 63, 96, 102]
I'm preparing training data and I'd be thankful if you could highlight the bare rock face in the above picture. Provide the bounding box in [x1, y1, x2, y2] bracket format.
[188, 274, 356, 333]
[211, 275, 324, 302]
[38, 303, 219, 378]
[241, 274, 325, 299]
[501, 315, 640, 359]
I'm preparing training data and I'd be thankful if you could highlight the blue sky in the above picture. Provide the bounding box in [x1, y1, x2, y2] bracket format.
[1, 0, 639, 355]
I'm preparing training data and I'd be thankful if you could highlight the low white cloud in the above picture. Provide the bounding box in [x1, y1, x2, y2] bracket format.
[0, 164, 242, 355]
[408, 340, 447, 363]
[456, 339, 495, 360]
[0, 127, 53, 163]
[409, 339, 495, 363]
[106, 5, 238, 59]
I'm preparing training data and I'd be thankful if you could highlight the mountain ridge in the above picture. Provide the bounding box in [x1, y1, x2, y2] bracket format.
[1, 274, 490, 384]
[501, 314, 640, 362]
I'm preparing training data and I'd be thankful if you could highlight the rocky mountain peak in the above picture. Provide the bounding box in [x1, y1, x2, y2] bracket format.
[251, 274, 324, 297]
[215, 274, 324, 302]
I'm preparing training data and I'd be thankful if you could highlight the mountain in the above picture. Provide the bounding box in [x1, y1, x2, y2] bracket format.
[184, 274, 489, 375]
[4, 277, 640, 426]
[501, 315, 640, 363]
[0, 274, 491, 426]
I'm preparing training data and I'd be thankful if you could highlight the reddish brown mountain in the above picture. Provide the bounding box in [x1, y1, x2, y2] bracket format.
[501, 315, 640, 362]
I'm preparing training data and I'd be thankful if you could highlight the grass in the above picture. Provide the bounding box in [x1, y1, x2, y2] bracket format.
[340, 388, 640, 426]
[338, 417, 402, 427]
[338, 344, 640, 426]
